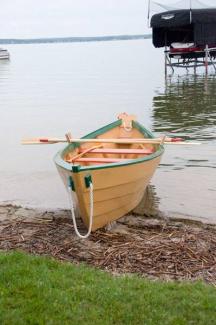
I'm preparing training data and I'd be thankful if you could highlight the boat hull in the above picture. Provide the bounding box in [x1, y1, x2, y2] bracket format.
[56, 153, 162, 230]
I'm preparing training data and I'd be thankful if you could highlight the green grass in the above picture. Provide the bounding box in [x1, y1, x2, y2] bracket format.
[0, 251, 215, 325]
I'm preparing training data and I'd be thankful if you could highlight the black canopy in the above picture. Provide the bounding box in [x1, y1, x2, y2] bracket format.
[151, 8, 216, 47]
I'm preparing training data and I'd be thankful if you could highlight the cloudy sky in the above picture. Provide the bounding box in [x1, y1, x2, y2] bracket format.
[0, 0, 215, 38]
[0, 0, 149, 38]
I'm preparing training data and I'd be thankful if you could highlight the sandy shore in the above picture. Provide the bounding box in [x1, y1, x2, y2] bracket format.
[0, 203, 216, 285]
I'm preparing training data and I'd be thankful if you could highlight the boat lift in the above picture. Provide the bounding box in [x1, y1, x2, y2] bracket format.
[150, 1, 216, 74]
[164, 44, 216, 74]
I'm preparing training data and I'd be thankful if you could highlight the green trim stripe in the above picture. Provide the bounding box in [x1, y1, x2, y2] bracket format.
[54, 119, 164, 173]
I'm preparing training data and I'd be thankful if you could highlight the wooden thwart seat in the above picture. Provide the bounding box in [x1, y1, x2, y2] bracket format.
[78, 148, 154, 155]
[74, 157, 131, 164]
[65, 147, 155, 164]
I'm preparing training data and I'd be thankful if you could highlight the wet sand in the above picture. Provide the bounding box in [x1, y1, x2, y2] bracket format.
[1, 203, 216, 285]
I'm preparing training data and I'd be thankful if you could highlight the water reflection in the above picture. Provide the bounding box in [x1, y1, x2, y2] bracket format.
[0, 59, 10, 71]
[152, 74, 216, 141]
[133, 185, 161, 217]
[0, 59, 10, 88]
[150, 73, 216, 222]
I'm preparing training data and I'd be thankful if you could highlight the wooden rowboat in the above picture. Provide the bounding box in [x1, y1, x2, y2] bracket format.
[54, 113, 164, 236]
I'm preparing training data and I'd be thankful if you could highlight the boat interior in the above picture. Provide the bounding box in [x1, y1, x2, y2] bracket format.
[64, 120, 160, 167]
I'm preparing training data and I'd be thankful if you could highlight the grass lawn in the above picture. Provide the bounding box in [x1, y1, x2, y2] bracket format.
[0, 251, 215, 325]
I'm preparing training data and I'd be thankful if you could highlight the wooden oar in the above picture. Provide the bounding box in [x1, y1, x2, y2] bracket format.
[21, 137, 201, 145]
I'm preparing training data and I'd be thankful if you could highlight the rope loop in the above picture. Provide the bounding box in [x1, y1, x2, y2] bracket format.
[68, 180, 93, 239]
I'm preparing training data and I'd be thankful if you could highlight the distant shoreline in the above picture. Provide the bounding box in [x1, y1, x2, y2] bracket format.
[0, 34, 151, 45]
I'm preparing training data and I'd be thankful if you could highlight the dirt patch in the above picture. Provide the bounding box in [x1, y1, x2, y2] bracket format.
[0, 205, 216, 285]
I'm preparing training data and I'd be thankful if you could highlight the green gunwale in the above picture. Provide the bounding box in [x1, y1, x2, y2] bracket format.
[54, 119, 164, 173]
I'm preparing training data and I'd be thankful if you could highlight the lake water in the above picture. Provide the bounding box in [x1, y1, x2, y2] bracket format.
[0, 40, 215, 223]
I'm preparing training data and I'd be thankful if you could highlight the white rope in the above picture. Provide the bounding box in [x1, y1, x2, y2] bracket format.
[67, 182, 93, 239]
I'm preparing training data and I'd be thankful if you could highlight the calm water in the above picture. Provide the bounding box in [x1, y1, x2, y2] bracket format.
[0, 40, 215, 222]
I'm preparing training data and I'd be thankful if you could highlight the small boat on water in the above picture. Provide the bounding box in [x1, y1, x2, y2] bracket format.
[54, 113, 164, 236]
[0, 48, 9, 59]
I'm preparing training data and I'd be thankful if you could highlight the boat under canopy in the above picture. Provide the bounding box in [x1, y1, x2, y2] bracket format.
[150, 4, 216, 73]
[151, 8, 216, 48]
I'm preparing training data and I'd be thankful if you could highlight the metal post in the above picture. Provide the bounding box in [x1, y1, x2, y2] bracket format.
[210, 55, 216, 73]
[194, 58, 197, 74]
[147, 0, 151, 28]
[205, 44, 209, 75]
[189, 0, 192, 24]
[165, 46, 167, 76]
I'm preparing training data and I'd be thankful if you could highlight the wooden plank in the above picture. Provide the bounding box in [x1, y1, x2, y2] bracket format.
[66, 157, 131, 164]
[78, 148, 154, 155]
